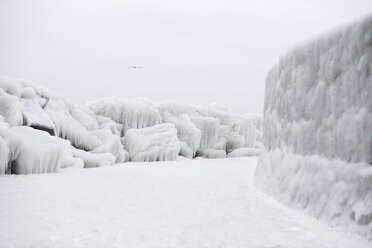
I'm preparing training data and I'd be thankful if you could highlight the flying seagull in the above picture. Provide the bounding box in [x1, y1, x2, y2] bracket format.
[128, 66, 143, 69]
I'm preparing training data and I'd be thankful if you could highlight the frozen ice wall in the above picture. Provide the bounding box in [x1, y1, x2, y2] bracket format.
[255, 14, 372, 239]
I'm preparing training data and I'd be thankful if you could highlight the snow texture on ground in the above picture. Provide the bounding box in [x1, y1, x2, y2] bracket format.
[0, 157, 369, 248]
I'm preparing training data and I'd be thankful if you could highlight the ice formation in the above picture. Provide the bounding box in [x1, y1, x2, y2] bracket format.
[0, 126, 71, 174]
[0, 76, 261, 174]
[227, 147, 260, 157]
[87, 97, 161, 135]
[196, 149, 226, 159]
[157, 100, 261, 157]
[71, 148, 116, 168]
[255, 14, 372, 239]
[123, 123, 180, 162]
[21, 97, 55, 135]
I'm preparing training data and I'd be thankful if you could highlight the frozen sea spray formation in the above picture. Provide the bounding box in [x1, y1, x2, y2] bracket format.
[157, 100, 262, 159]
[87, 97, 161, 136]
[0, 77, 262, 173]
[123, 123, 180, 162]
[255, 14, 372, 239]
[0, 77, 129, 174]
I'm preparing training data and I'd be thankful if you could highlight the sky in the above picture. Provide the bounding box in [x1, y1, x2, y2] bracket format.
[0, 0, 371, 113]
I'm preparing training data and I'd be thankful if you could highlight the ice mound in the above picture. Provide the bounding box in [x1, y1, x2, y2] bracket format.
[22, 97, 55, 135]
[196, 149, 226, 159]
[71, 148, 116, 168]
[191, 116, 220, 152]
[45, 97, 102, 151]
[123, 123, 180, 162]
[227, 147, 260, 157]
[163, 114, 201, 157]
[87, 97, 161, 135]
[91, 129, 127, 163]
[0, 76, 262, 174]
[255, 13, 372, 239]
[0, 90, 23, 127]
[157, 100, 262, 157]
[0, 126, 72, 174]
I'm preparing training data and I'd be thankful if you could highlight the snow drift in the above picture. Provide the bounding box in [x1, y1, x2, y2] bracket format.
[255, 14, 372, 239]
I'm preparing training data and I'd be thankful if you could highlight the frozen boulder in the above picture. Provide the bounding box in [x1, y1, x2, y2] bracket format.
[227, 147, 260, 157]
[45, 97, 102, 151]
[0, 126, 72, 174]
[21, 97, 55, 135]
[87, 97, 161, 136]
[71, 148, 116, 168]
[255, 13, 372, 239]
[0, 91, 23, 127]
[90, 129, 127, 163]
[164, 114, 201, 157]
[123, 123, 180, 162]
[196, 149, 226, 159]
[190, 116, 220, 152]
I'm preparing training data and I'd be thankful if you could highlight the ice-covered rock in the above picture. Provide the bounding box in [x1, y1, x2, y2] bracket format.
[123, 123, 180, 162]
[255, 13, 372, 239]
[0, 91, 23, 127]
[163, 114, 201, 157]
[21, 97, 55, 135]
[91, 129, 127, 163]
[196, 149, 226, 159]
[87, 97, 161, 136]
[45, 97, 102, 151]
[0, 126, 72, 174]
[179, 141, 193, 158]
[157, 100, 261, 156]
[0, 136, 9, 174]
[190, 116, 220, 152]
[225, 132, 245, 154]
[71, 148, 116, 168]
[228, 147, 260, 157]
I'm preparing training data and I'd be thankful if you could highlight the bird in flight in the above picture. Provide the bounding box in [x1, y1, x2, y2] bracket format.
[128, 66, 143, 69]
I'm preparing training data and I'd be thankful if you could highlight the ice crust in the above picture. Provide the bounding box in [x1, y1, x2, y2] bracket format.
[255, 14, 372, 239]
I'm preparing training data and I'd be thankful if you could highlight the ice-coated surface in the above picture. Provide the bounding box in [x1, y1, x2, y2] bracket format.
[90, 129, 127, 163]
[163, 114, 201, 157]
[45, 97, 102, 151]
[196, 149, 226, 159]
[0, 136, 9, 174]
[87, 97, 161, 135]
[123, 123, 180, 162]
[256, 14, 372, 239]
[0, 76, 262, 174]
[71, 148, 116, 168]
[191, 116, 220, 152]
[262, 15, 372, 163]
[0, 90, 23, 127]
[157, 100, 261, 156]
[0, 126, 71, 174]
[228, 147, 260, 157]
[0, 157, 370, 247]
[21, 97, 55, 134]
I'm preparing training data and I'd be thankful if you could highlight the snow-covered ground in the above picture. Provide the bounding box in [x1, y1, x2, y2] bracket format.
[0, 157, 369, 248]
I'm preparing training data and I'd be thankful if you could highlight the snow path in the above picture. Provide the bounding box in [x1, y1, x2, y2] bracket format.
[0, 157, 369, 248]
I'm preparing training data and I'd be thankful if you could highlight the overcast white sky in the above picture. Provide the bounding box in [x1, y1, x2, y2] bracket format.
[0, 0, 371, 113]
